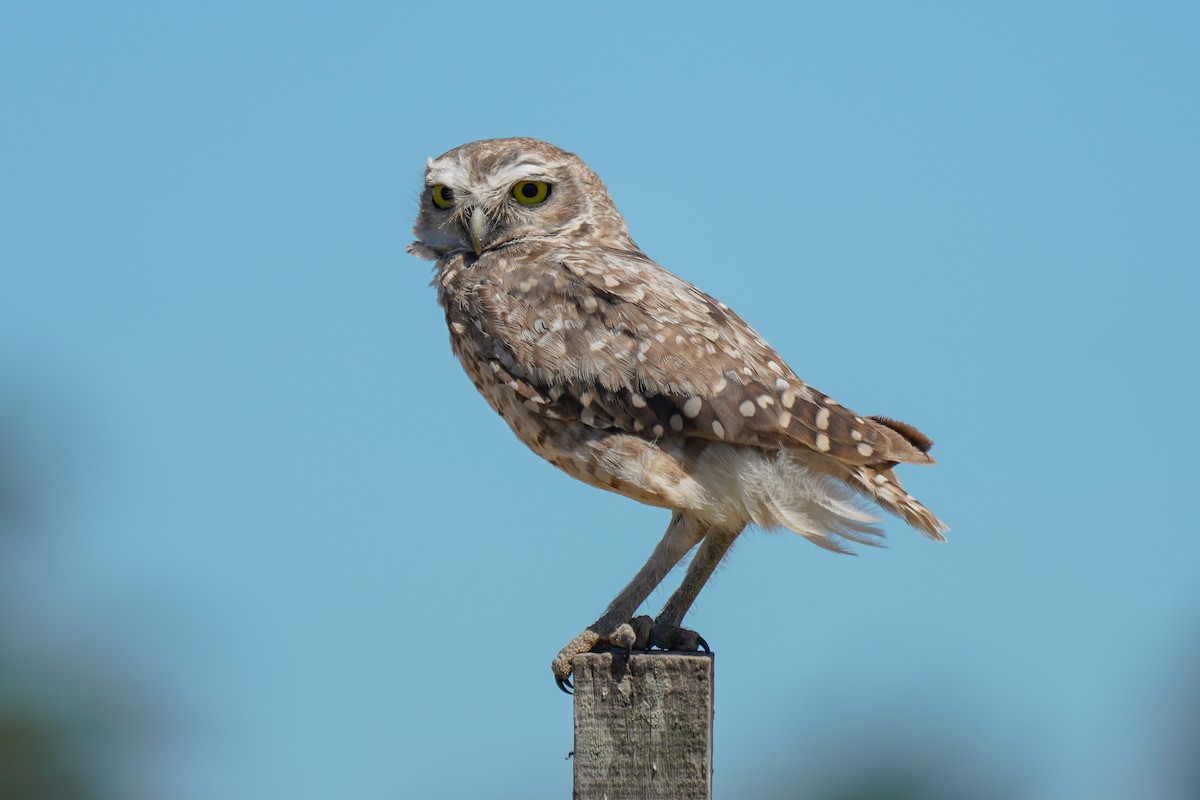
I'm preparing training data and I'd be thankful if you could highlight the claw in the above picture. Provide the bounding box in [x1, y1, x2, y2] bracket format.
[552, 629, 600, 695]
[696, 635, 710, 652]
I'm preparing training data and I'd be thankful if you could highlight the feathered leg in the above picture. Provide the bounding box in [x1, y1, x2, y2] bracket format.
[645, 524, 743, 651]
[551, 512, 705, 692]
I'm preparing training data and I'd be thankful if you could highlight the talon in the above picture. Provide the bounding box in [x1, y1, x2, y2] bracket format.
[608, 622, 636, 653]
[696, 635, 710, 652]
[552, 628, 599, 694]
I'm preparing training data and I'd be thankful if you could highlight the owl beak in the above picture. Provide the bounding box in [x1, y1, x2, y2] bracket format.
[468, 207, 487, 256]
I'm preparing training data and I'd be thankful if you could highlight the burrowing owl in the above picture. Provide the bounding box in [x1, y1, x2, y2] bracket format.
[409, 138, 947, 692]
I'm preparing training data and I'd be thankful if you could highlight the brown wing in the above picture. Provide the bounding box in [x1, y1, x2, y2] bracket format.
[455, 244, 934, 467]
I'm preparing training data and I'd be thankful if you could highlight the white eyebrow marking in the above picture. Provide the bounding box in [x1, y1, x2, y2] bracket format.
[426, 152, 557, 204]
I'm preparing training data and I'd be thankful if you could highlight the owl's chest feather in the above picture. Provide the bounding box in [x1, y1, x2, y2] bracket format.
[434, 255, 551, 440]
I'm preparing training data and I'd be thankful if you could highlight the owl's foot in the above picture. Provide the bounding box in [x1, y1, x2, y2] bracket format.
[648, 618, 710, 653]
[606, 615, 710, 653]
[551, 617, 710, 693]
[551, 620, 649, 694]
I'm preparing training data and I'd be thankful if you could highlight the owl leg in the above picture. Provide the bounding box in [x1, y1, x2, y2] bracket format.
[648, 526, 743, 652]
[551, 512, 704, 693]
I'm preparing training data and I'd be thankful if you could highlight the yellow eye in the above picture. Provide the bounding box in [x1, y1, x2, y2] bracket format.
[512, 181, 551, 205]
[431, 184, 455, 209]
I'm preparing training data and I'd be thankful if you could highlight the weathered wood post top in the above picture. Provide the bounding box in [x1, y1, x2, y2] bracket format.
[572, 650, 715, 800]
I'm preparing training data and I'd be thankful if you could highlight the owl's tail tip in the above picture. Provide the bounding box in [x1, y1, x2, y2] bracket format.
[847, 464, 948, 542]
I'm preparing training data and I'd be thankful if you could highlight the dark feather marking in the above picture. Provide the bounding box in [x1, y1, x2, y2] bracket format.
[868, 416, 934, 454]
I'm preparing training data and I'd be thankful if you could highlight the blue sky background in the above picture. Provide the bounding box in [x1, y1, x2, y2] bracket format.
[2, 2, 1198, 798]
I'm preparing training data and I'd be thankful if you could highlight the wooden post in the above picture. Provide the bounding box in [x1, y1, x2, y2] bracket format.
[572, 650, 714, 800]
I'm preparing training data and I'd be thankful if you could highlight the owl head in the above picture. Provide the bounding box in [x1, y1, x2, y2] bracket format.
[409, 137, 633, 261]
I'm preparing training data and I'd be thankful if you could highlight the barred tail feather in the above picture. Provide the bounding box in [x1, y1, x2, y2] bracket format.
[845, 465, 948, 541]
